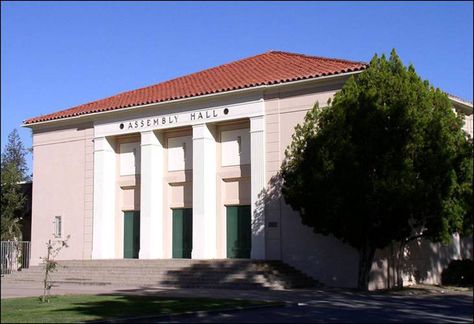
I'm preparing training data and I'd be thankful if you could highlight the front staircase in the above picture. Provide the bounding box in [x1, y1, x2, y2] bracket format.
[1, 259, 320, 290]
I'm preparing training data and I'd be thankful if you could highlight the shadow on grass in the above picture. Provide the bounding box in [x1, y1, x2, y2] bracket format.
[53, 295, 269, 322]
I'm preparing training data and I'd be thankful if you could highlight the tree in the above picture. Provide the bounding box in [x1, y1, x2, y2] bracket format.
[281, 50, 473, 290]
[41, 236, 70, 303]
[1, 129, 29, 241]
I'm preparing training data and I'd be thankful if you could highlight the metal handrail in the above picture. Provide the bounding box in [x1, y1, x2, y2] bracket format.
[1, 241, 31, 275]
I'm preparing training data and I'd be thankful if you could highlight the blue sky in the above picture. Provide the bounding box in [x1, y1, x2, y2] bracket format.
[1, 1, 473, 173]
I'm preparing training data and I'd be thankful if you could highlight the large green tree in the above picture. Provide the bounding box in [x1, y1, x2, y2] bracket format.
[1, 129, 29, 241]
[281, 50, 473, 290]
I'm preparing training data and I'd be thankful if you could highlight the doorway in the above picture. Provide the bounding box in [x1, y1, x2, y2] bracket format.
[226, 205, 251, 258]
[123, 211, 140, 258]
[172, 208, 193, 258]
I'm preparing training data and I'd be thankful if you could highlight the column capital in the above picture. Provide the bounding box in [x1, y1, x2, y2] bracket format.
[140, 130, 162, 146]
[94, 136, 115, 152]
[250, 115, 265, 133]
[192, 123, 216, 140]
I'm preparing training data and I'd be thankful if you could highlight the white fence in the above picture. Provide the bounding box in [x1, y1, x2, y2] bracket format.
[1, 241, 31, 275]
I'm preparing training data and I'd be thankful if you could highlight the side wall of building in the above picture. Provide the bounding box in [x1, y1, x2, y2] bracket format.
[264, 79, 361, 288]
[264, 81, 474, 289]
[30, 123, 94, 265]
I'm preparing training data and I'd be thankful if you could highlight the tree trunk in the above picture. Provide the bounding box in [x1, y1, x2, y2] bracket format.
[396, 241, 406, 289]
[42, 240, 51, 303]
[395, 235, 423, 289]
[358, 244, 376, 291]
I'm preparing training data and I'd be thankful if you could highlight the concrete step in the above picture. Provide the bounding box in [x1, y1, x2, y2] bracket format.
[2, 275, 315, 287]
[5, 273, 312, 285]
[2, 259, 319, 290]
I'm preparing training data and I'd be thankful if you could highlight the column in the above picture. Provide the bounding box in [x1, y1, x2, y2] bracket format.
[192, 123, 217, 259]
[250, 116, 266, 259]
[92, 136, 116, 259]
[139, 130, 164, 259]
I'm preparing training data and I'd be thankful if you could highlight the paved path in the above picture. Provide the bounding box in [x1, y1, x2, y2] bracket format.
[156, 296, 473, 323]
[2, 281, 472, 323]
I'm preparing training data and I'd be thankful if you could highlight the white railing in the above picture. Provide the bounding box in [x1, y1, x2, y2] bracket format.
[1, 241, 30, 275]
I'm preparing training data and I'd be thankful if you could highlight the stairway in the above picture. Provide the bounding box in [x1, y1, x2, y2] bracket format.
[1, 259, 320, 290]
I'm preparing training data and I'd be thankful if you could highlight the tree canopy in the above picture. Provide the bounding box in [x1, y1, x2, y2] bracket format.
[281, 50, 473, 290]
[1, 129, 29, 241]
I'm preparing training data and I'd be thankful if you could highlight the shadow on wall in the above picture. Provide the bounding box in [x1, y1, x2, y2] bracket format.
[255, 173, 359, 288]
[370, 235, 474, 290]
[255, 174, 473, 290]
[253, 174, 282, 241]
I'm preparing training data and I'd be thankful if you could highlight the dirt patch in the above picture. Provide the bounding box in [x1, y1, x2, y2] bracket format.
[375, 284, 473, 296]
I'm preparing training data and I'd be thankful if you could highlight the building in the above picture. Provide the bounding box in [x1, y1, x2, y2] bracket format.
[23, 51, 473, 289]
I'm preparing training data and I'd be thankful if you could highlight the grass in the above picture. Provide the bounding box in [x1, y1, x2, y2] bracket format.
[1, 294, 276, 323]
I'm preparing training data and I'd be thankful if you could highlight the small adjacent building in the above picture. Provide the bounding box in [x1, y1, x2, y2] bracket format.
[23, 51, 473, 289]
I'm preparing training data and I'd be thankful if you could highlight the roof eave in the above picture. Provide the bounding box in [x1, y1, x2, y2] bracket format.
[448, 95, 473, 115]
[22, 70, 363, 129]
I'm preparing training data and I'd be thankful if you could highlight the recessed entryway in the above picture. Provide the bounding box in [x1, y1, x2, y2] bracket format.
[172, 208, 193, 258]
[226, 205, 251, 258]
[123, 211, 140, 258]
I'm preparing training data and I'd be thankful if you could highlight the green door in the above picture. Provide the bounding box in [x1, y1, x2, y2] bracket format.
[226, 205, 251, 258]
[172, 208, 193, 258]
[123, 211, 140, 258]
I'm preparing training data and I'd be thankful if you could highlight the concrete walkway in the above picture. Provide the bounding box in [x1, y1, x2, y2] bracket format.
[2, 281, 472, 323]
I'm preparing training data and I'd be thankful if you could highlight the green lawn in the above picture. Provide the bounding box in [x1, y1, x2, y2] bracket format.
[1, 294, 276, 323]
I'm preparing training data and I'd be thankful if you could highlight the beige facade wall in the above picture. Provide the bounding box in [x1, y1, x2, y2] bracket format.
[262, 78, 473, 288]
[30, 123, 94, 265]
[113, 135, 141, 258]
[369, 235, 473, 290]
[216, 121, 251, 258]
[263, 78, 361, 287]
[163, 128, 193, 258]
[27, 75, 472, 289]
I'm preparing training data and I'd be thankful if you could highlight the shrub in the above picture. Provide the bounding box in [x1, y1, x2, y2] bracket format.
[441, 259, 473, 286]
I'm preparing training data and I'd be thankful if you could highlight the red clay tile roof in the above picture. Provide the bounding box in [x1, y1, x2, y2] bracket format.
[24, 51, 368, 125]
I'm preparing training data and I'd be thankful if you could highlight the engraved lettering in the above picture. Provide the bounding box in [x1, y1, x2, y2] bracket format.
[153, 118, 159, 125]
[162, 117, 166, 124]
[140, 120, 144, 127]
[190, 113, 195, 120]
[147, 119, 151, 126]
[174, 116, 178, 123]
[134, 121, 139, 128]
[213, 110, 218, 117]
[206, 110, 211, 118]
[128, 122, 133, 129]
[198, 112, 203, 119]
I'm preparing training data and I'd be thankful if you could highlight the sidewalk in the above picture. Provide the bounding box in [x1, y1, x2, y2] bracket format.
[0, 280, 330, 302]
[2, 280, 472, 302]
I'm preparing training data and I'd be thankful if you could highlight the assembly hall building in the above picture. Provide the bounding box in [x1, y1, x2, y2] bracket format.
[23, 51, 473, 289]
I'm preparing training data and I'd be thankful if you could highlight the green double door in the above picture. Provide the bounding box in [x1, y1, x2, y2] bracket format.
[123, 211, 140, 259]
[226, 205, 251, 259]
[172, 208, 193, 259]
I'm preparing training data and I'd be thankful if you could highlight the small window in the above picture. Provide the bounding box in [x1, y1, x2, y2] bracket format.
[54, 216, 62, 238]
[237, 136, 242, 155]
